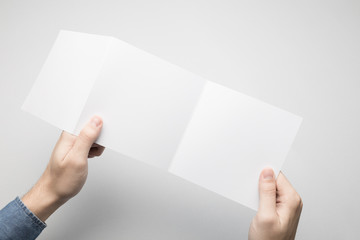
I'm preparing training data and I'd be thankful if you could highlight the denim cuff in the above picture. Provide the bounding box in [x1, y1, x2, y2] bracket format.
[14, 196, 47, 229]
[0, 197, 46, 240]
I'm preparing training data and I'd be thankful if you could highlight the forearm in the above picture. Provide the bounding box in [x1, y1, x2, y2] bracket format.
[21, 178, 67, 222]
[0, 116, 103, 240]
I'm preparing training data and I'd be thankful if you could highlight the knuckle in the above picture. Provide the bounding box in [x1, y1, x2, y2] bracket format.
[299, 196, 304, 209]
[289, 192, 303, 209]
[293, 193, 300, 202]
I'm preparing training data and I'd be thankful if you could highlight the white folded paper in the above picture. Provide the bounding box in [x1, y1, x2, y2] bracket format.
[22, 30, 302, 210]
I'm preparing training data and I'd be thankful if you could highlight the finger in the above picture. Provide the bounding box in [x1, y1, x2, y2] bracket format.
[91, 143, 105, 152]
[277, 172, 297, 203]
[88, 145, 105, 157]
[258, 167, 277, 217]
[71, 116, 103, 160]
[290, 205, 303, 239]
[91, 143, 103, 148]
[276, 172, 302, 215]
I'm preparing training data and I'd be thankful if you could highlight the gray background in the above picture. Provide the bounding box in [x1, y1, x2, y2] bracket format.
[0, 0, 359, 239]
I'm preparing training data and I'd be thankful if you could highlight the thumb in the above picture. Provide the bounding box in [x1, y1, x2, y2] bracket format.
[72, 116, 103, 158]
[258, 167, 277, 217]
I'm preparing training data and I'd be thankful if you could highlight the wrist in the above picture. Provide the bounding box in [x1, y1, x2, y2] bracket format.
[21, 179, 67, 222]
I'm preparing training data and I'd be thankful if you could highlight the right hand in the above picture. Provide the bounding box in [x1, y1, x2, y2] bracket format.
[248, 168, 303, 240]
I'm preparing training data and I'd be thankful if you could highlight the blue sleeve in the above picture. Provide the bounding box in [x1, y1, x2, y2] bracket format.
[0, 197, 46, 240]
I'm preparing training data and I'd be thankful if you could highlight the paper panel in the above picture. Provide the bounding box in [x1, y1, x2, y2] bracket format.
[169, 82, 302, 210]
[22, 31, 112, 133]
[74, 38, 206, 169]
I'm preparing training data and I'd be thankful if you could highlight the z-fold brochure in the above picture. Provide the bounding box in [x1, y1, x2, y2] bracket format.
[22, 30, 302, 211]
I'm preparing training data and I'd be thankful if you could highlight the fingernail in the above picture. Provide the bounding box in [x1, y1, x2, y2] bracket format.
[91, 116, 101, 128]
[262, 168, 274, 180]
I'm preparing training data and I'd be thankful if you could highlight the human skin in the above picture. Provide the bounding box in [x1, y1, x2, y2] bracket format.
[21, 116, 302, 239]
[22, 116, 105, 222]
[248, 168, 303, 240]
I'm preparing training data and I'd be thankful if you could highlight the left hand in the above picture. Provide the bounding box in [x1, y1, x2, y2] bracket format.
[22, 116, 105, 222]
